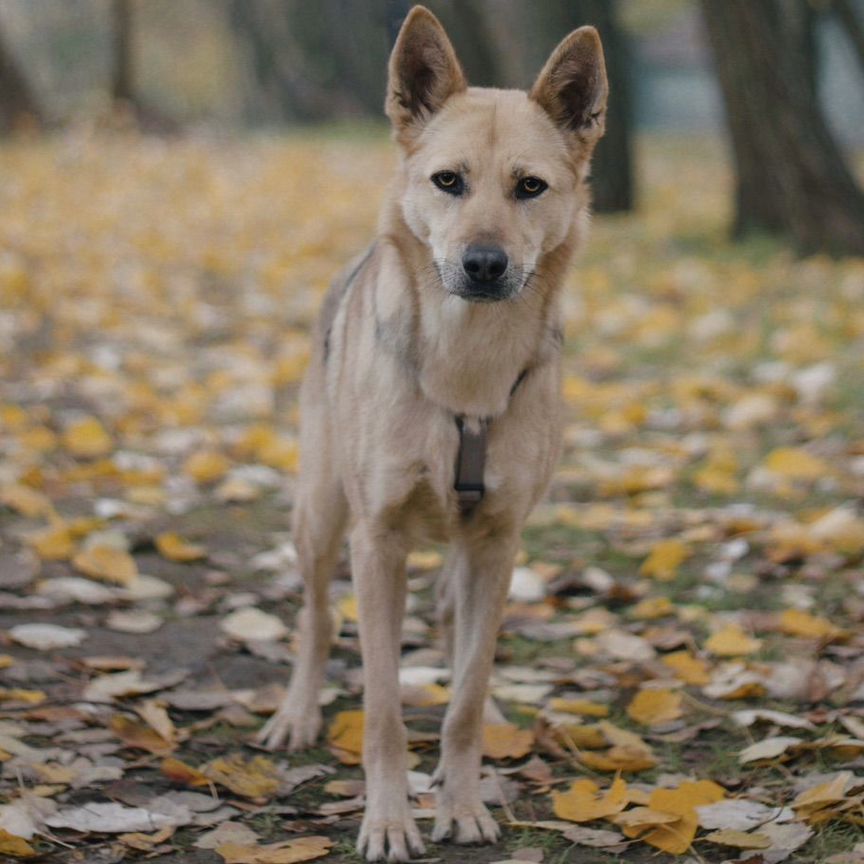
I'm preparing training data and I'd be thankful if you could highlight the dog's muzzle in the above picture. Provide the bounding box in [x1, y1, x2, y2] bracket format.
[454, 244, 516, 303]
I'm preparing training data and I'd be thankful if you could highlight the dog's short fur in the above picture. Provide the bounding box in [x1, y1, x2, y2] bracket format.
[258, 7, 607, 860]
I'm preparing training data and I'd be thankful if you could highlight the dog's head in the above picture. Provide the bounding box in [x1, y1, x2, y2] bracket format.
[386, 6, 607, 304]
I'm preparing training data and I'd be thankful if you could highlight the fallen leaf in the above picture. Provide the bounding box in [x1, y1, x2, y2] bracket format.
[482, 724, 535, 760]
[705, 625, 762, 657]
[155, 532, 207, 562]
[704, 828, 771, 849]
[45, 801, 191, 833]
[764, 447, 830, 480]
[639, 539, 689, 581]
[0, 829, 36, 858]
[220, 608, 287, 643]
[739, 736, 802, 765]
[779, 608, 843, 641]
[626, 689, 683, 726]
[552, 777, 628, 822]
[216, 836, 332, 864]
[0, 484, 52, 518]
[662, 651, 711, 685]
[72, 545, 138, 586]
[63, 416, 113, 458]
[204, 755, 281, 799]
[328, 710, 364, 765]
[184, 450, 231, 484]
[8, 623, 86, 651]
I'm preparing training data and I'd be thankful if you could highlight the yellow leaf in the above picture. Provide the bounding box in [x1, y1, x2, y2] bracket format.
[258, 437, 299, 473]
[406, 549, 443, 570]
[626, 689, 683, 727]
[548, 698, 609, 718]
[705, 625, 761, 657]
[72, 546, 138, 586]
[0, 655, 13, 670]
[629, 597, 675, 620]
[0, 484, 52, 518]
[639, 540, 689, 581]
[622, 781, 725, 855]
[779, 609, 843, 641]
[161, 757, 210, 787]
[184, 450, 231, 484]
[482, 723, 535, 760]
[155, 532, 207, 563]
[552, 776, 628, 823]
[63, 416, 113, 458]
[0, 688, 46, 705]
[579, 746, 657, 773]
[217, 836, 332, 864]
[613, 806, 679, 830]
[337, 595, 358, 623]
[0, 829, 36, 859]
[328, 710, 364, 765]
[792, 773, 852, 816]
[764, 447, 830, 480]
[662, 651, 711, 685]
[204, 754, 281, 799]
[550, 723, 607, 750]
[29, 524, 75, 560]
[110, 715, 175, 756]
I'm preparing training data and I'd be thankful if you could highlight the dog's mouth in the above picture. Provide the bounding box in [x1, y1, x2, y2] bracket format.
[450, 281, 518, 303]
[435, 260, 528, 303]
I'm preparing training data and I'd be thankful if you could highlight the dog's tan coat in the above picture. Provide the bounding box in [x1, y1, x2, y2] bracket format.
[258, 7, 607, 860]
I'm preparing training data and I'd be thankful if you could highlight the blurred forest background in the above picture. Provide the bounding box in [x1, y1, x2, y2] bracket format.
[3, 5, 864, 862]
[1, 0, 864, 253]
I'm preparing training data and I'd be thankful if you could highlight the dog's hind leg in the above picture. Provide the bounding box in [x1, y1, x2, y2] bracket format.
[432, 528, 518, 846]
[352, 522, 425, 863]
[257, 404, 347, 752]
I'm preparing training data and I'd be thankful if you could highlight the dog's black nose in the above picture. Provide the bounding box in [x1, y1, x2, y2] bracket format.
[462, 245, 508, 283]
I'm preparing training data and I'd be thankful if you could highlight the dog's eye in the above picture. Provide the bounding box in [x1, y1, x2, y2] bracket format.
[516, 176, 548, 199]
[432, 171, 464, 195]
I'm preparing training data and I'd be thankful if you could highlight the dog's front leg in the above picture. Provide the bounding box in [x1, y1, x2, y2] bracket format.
[352, 523, 425, 863]
[432, 529, 517, 846]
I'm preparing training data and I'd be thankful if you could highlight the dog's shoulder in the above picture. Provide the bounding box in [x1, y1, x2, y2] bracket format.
[318, 242, 377, 360]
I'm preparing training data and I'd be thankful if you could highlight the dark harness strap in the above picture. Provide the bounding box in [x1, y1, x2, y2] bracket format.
[453, 368, 530, 517]
[454, 416, 489, 515]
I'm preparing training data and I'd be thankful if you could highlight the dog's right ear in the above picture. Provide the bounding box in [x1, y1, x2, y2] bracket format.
[386, 6, 466, 141]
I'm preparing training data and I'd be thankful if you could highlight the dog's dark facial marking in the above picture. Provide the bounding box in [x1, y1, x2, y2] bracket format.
[515, 176, 548, 199]
[431, 170, 465, 196]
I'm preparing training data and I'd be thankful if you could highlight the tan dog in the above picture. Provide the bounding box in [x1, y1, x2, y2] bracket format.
[258, 6, 607, 861]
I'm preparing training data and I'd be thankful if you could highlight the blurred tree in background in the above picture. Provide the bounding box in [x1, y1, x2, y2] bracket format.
[0, 0, 862, 253]
[0, 19, 43, 132]
[702, 0, 864, 255]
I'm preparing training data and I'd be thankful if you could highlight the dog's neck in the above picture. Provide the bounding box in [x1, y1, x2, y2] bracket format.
[378, 202, 575, 419]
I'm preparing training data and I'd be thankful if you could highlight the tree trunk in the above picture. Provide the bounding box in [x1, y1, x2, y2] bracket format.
[509, 0, 634, 213]
[111, 0, 135, 105]
[832, 0, 864, 77]
[0, 21, 43, 133]
[574, 0, 634, 213]
[701, 0, 864, 255]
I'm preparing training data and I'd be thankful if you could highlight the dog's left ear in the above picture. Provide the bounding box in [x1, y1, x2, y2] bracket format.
[386, 6, 467, 140]
[531, 26, 608, 142]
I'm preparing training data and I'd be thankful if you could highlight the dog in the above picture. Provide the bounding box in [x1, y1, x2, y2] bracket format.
[257, 6, 607, 861]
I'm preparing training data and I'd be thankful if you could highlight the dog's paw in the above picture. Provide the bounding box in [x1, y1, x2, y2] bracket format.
[358, 810, 425, 862]
[254, 705, 321, 752]
[431, 797, 500, 846]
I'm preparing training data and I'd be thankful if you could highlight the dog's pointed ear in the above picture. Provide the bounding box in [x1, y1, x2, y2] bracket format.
[531, 26, 608, 142]
[386, 6, 467, 138]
